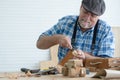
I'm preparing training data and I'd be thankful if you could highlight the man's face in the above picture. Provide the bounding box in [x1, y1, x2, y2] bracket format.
[79, 6, 99, 29]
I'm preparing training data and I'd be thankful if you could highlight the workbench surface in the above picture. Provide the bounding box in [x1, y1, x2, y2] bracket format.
[0, 72, 102, 80]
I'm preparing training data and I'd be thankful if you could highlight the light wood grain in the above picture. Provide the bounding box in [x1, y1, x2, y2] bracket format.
[0, 72, 101, 80]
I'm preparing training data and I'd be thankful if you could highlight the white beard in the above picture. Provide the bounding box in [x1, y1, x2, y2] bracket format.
[79, 19, 92, 29]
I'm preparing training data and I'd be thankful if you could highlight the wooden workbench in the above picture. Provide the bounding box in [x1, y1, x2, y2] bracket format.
[1, 72, 119, 80]
[0, 72, 102, 80]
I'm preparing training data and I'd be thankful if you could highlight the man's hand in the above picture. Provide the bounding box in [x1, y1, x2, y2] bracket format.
[58, 35, 72, 49]
[73, 50, 85, 59]
[73, 50, 99, 59]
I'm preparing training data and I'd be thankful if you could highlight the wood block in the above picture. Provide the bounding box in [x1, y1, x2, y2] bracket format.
[68, 68, 78, 77]
[87, 67, 97, 72]
[67, 59, 83, 67]
[62, 67, 68, 76]
[79, 68, 86, 77]
[40, 61, 57, 70]
[85, 58, 120, 70]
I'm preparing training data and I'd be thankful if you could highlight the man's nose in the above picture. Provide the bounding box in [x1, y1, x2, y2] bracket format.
[86, 13, 91, 21]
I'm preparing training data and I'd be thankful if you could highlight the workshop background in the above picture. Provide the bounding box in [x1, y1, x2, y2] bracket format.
[0, 0, 120, 72]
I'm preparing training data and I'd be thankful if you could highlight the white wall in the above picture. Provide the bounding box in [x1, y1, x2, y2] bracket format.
[0, 0, 120, 72]
[101, 0, 120, 26]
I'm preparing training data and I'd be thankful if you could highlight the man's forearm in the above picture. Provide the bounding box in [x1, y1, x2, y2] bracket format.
[36, 34, 63, 49]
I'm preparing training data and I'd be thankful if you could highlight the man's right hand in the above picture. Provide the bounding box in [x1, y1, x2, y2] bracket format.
[58, 35, 72, 49]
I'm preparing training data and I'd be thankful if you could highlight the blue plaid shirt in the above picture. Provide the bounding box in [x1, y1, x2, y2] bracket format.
[40, 15, 115, 61]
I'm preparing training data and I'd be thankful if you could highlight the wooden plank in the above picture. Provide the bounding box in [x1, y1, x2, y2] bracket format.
[40, 45, 59, 70]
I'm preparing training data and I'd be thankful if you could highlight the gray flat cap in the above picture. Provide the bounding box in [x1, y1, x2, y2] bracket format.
[82, 0, 106, 16]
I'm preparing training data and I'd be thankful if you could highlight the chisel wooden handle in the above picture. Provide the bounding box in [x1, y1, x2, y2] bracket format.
[59, 50, 75, 66]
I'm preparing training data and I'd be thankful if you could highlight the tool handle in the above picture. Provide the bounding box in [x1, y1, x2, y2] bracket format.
[21, 68, 40, 73]
[21, 68, 30, 73]
[30, 69, 40, 73]
[59, 50, 74, 66]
